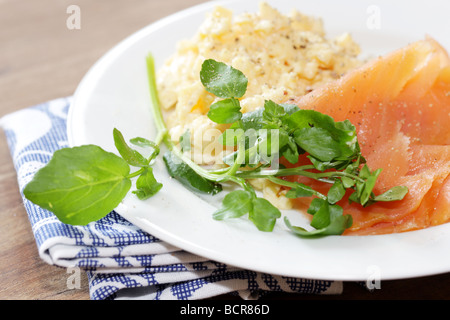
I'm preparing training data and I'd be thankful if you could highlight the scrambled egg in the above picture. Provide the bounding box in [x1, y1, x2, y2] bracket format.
[156, 2, 362, 208]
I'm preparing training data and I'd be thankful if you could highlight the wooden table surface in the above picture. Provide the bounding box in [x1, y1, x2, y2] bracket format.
[0, 0, 449, 300]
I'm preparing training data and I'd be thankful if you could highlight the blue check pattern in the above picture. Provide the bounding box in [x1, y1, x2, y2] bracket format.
[0, 97, 343, 300]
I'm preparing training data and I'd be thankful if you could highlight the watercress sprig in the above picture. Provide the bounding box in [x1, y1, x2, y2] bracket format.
[197, 59, 408, 236]
[23, 128, 163, 225]
[22, 54, 408, 239]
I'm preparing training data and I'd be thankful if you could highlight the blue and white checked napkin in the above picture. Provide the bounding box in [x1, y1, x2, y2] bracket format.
[0, 97, 343, 300]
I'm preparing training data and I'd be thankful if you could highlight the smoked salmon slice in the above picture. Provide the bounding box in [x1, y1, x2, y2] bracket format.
[287, 37, 450, 235]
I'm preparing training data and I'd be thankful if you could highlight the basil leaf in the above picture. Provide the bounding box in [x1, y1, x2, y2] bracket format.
[132, 167, 163, 200]
[23, 145, 132, 225]
[207, 98, 242, 124]
[200, 59, 248, 99]
[163, 151, 222, 195]
[213, 190, 253, 220]
[113, 128, 149, 167]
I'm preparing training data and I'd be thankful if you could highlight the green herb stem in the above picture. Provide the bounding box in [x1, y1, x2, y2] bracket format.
[127, 168, 146, 179]
[294, 169, 366, 184]
[146, 54, 246, 188]
[235, 165, 365, 184]
[267, 176, 327, 200]
[146, 54, 167, 134]
[234, 165, 315, 179]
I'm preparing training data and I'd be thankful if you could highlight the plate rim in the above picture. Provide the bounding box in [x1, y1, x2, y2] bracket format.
[66, 0, 450, 281]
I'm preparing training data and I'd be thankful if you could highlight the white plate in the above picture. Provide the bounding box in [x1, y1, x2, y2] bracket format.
[67, 0, 450, 281]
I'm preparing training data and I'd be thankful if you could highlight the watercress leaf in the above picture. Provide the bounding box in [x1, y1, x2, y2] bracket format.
[234, 103, 297, 132]
[129, 137, 158, 149]
[129, 136, 160, 162]
[360, 168, 382, 206]
[307, 155, 335, 171]
[354, 165, 371, 199]
[247, 143, 262, 166]
[221, 141, 258, 167]
[254, 128, 279, 164]
[179, 129, 191, 152]
[249, 197, 281, 232]
[220, 128, 244, 147]
[309, 201, 346, 232]
[341, 176, 355, 188]
[288, 110, 359, 162]
[213, 190, 281, 232]
[113, 128, 149, 167]
[263, 100, 286, 122]
[283, 217, 313, 236]
[285, 182, 314, 198]
[348, 190, 359, 204]
[200, 59, 248, 99]
[284, 206, 352, 237]
[373, 186, 409, 202]
[222, 128, 279, 167]
[329, 202, 344, 219]
[279, 103, 300, 115]
[132, 167, 163, 200]
[335, 119, 356, 132]
[307, 155, 352, 171]
[213, 190, 253, 220]
[23, 145, 132, 226]
[281, 146, 299, 165]
[327, 179, 346, 204]
[280, 135, 299, 164]
[307, 198, 325, 215]
[222, 150, 239, 166]
[163, 151, 222, 195]
[207, 98, 242, 124]
[307, 155, 327, 171]
[321, 213, 353, 235]
[286, 109, 334, 132]
[239, 110, 265, 130]
[358, 164, 371, 179]
[309, 198, 331, 230]
[294, 127, 344, 162]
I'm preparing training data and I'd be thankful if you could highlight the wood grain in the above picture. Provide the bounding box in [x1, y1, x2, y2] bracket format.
[0, 0, 449, 300]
